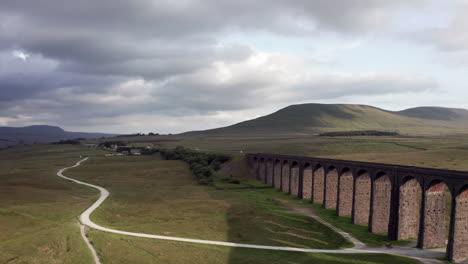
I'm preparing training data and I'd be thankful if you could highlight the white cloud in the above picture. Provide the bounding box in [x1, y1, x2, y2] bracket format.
[12, 50, 29, 60]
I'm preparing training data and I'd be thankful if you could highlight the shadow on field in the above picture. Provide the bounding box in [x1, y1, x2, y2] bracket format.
[204, 188, 354, 264]
[217, 189, 420, 264]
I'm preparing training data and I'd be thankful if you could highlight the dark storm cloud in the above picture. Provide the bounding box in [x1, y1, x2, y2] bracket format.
[0, 0, 434, 131]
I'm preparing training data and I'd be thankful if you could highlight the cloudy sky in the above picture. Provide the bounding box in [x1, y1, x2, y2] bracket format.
[1, 0, 467, 133]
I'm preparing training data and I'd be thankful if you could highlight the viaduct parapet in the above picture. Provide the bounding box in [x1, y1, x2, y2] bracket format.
[247, 153, 468, 262]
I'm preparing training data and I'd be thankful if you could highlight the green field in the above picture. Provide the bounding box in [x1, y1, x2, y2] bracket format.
[97, 133, 468, 172]
[0, 145, 423, 263]
[0, 145, 106, 264]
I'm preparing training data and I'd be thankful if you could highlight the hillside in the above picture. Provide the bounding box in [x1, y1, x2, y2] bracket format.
[0, 125, 116, 149]
[186, 104, 468, 136]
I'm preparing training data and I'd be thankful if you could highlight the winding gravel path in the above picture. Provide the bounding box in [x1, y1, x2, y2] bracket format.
[59, 157, 445, 264]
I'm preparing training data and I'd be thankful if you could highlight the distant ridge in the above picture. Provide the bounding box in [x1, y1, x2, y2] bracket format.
[184, 103, 468, 136]
[0, 125, 116, 149]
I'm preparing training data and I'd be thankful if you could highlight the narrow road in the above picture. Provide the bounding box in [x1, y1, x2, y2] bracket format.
[58, 157, 445, 264]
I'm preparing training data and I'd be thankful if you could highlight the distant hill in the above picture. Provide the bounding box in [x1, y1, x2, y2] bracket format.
[185, 104, 468, 136]
[0, 125, 116, 149]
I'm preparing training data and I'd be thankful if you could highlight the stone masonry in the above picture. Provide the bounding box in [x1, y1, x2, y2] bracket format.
[338, 170, 353, 216]
[325, 168, 338, 209]
[313, 167, 325, 203]
[370, 174, 392, 233]
[248, 153, 468, 262]
[353, 172, 371, 224]
[274, 161, 281, 188]
[290, 165, 300, 196]
[281, 162, 290, 193]
[266, 160, 274, 185]
[302, 166, 313, 200]
[398, 178, 421, 240]
[452, 188, 468, 262]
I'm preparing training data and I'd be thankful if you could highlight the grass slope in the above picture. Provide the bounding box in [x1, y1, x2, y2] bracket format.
[187, 103, 468, 136]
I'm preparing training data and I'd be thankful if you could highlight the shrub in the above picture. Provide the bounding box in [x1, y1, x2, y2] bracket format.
[158, 146, 231, 185]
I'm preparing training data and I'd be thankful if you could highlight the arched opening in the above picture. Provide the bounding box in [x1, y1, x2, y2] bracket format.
[337, 168, 353, 216]
[312, 165, 325, 203]
[397, 177, 422, 240]
[258, 158, 266, 182]
[266, 159, 274, 185]
[273, 160, 281, 188]
[290, 162, 300, 196]
[420, 180, 452, 248]
[324, 166, 338, 209]
[450, 185, 468, 262]
[370, 172, 392, 233]
[353, 170, 371, 225]
[281, 161, 290, 193]
[302, 163, 313, 200]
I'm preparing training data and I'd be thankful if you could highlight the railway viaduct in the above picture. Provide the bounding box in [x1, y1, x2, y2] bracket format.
[247, 153, 468, 262]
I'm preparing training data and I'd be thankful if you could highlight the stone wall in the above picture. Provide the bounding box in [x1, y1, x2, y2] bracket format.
[281, 162, 290, 193]
[338, 171, 353, 216]
[273, 162, 281, 188]
[324, 168, 338, 209]
[302, 166, 313, 200]
[398, 178, 422, 240]
[313, 167, 325, 203]
[421, 182, 448, 248]
[290, 165, 300, 196]
[452, 188, 468, 262]
[259, 160, 266, 183]
[266, 160, 274, 185]
[370, 174, 391, 233]
[353, 172, 371, 224]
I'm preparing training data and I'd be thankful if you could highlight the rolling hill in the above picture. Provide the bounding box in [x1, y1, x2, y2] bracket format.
[0, 125, 116, 149]
[187, 104, 468, 136]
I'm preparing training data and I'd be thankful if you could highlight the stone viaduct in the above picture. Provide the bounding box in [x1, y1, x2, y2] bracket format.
[247, 153, 468, 262]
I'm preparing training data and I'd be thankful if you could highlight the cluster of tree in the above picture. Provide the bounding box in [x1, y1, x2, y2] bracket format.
[52, 139, 81, 145]
[319, 130, 400, 137]
[98, 141, 126, 148]
[159, 146, 230, 185]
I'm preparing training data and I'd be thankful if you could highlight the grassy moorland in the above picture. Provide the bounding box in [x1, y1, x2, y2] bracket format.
[68, 155, 351, 249]
[86, 231, 420, 264]
[68, 154, 419, 264]
[0, 145, 107, 264]
[1, 145, 421, 263]
[96, 133, 468, 172]
[89, 103, 468, 171]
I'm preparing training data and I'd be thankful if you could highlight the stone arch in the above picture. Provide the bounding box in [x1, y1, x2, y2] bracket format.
[302, 163, 313, 200]
[337, 168, 353, 216]
[258, 158, 266, 182]
[312, 165, 325, 203]
[266, 159, 274, 185]
[324, 166, 339, 209]
[397, 176, 422, 240]
[290, 161, 300, 196]
[281, 161, 290, 193]
[273, 160, 281, 188]
[370, 172, 392, 233]
[353, 169, 371, 225]
[450, 185, 468, 262]
[420, 180, 452, 248]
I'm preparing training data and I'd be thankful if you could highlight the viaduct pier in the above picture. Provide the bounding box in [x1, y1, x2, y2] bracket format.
[247, 153, 468, 262]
